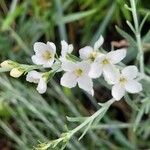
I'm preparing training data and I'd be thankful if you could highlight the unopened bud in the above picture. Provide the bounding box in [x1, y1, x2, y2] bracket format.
[10, 68, 24, 78]
[1, 60, 15, 69]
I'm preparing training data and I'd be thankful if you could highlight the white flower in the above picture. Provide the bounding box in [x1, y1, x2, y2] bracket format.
[111, 66, 142, 100]
[60, 60, 94, 95]
[79, 35, 104, 61]
[60, 40, 73, 61]
[32, 42, 56, 68]
[26, 71, 47, 94]
[89, 48, 127, 83]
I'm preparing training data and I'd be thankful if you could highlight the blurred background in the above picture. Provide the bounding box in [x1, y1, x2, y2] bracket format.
[0, 0, 150, 149]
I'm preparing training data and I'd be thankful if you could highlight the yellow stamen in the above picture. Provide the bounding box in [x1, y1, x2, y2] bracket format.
[119, 77, 127, 85]
[102, 59, 109, 65]
[89, 52, 97, 61]
[74, 68, 83, 77]
[42, 51, 52, 60]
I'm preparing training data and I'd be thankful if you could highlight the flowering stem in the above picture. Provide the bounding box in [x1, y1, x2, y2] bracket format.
[139, 73, 150, 83]
[70, 98, 115, 137]
[130, 0, 144, 74]
[35, 99, 115, 149]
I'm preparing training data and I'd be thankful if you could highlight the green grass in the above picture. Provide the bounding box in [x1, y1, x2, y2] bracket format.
[0, 0, 150, 149]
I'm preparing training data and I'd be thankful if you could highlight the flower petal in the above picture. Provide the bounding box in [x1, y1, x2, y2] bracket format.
[33, 42, 47, 54]
[79, 46, 93, 60]
[37, 78, 47, 94]
[60, 72, 77, 88]
[77, 61, 91, 74]
[31, 55, 46, 65]
[47, 42, 56, 53]
[61, 60, 76, 72]
[89, 62, 102, 78]
[94, 53, 105, 63]
[112, 84, 125, 100]
[61, 40, 68, 57]
[125, 80, 142, 93]
[87, 89, 94, 96]
[68, 44, 73, 53]
[26, 71, 41, 83]
[103, 64, 119, 84]
[122, 65, 138, 80]
[61, 40, 73, 57]
[106, 48, 126, 64]
[77, 75, 93, 95]
[94, 35, 104, 50]
[43, 59, 55, 68]
[32, 55, 54, 68]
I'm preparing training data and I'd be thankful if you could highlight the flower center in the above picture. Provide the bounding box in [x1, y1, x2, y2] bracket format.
[102, 58, 109, 65]
[42, 51, 52, 60]
[119, 77, 127, 85]
[74, 68, 83, 77]
[89, 52, 97, 61]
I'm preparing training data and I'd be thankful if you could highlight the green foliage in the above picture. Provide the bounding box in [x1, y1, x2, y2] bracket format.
[0, 0, 150, 150]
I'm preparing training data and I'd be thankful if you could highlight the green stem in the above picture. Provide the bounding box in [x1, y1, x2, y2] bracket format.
[35, 99, 115, 149]
[70, 98, 115, 136]
[137, 33, 144, 74]
[130, 0, 144, 74]
[130, 0, 139, 32]
[91, 123, 133, 129]
[140, 73, 150, 82]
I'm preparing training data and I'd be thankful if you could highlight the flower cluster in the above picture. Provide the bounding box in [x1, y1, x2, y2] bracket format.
[0, 35, 142, 100]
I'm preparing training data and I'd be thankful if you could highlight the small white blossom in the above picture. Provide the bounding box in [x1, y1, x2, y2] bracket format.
[111, 66, 142, 100]
[32, 42, 56, 68]
[89, 48, 126, 83]
[60, 40, 73, 61]
[60, 60, 94, 95]
[79, 35, 104, 62]
[26, 71, 47, 94]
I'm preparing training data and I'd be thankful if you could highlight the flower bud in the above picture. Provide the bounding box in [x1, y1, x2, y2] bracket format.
[10, 68, 24, 78]
[1, 60, 15, 69]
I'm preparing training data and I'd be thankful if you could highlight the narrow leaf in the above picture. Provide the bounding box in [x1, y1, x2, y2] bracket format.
[139, 12, 150, 32]
[1, 5, 23, 31]
[142, 30, 150, 43]
[0, 68, 11, 73]
[59, 9, 96, 24]
[124, 94, 139, 111]
[116, 26, 137, 48]
[66, 116, 87, 123]
[134, 107, 144, 131]
[126, 20, 135, 33]
[78, 120, 93, 140]
[91, 3, 116, 44]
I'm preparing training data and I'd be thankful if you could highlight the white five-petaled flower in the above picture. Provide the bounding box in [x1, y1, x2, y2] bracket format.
[111, 66, 142, 100]
[32, 42, 56, 68]
[26, 71, 47, 94]
[89, 49, 127, 83]
[60, 60, 94, 95]
[60, 40, 73, 61]
[79, 35, 104, 62]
